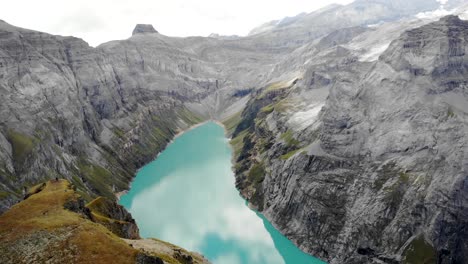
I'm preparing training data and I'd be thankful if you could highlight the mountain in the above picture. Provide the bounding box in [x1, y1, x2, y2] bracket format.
[0, 19, 285, 212]
[1, 0, 468, 263]
[247, 0, 457, 47]
[228, 13, 468, 264]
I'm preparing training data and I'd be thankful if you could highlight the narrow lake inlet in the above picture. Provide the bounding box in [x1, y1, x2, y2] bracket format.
[119, 122, 325, 264]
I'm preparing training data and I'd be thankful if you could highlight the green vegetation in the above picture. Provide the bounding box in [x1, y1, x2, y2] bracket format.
[281, 130, 300, 147]
[27, 182, 46, 197]
[373, 163, 398, 191]
[153, 126, 171, 141]
[86, 197, 138, 239]
[260, 99, 292, 114]
[222, 111, 242, 135]
[260, 104, 275, 114]
[177, 108, 204, 125]
[447, 107, 456, 118]
[280, 149, 303, 160]
[7, 130, 35, 165]
[112, 127, 126, 139]
[272, 99, 291, 113]
[248, 163, 265, 184]
[0, 191, 10, 199]
[403, 236, 436, 264]
[77, 161, 113, 197]
[381, 171, 412, 193]
[259, 81, 290, 98]
[150, 238, 207, 264]
[230, 130, 249, 158]
[399, 172, 410, 183]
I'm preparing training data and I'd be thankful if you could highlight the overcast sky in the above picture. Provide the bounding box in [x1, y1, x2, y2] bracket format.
[0, 0, 354, 47]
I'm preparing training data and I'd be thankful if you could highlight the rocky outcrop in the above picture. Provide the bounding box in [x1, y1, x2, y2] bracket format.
[132, 24, 158, 35]
[0, 18, 279, 212]
[86, 197, 140, 239]
[0, 180, 208, 264]
[231, 15, 468, 263]
[126, 239, 210, 264]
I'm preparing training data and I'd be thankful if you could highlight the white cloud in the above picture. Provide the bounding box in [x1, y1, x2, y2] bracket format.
[0, 0, 354, 46]
[212, 253, 242, 264]
[126, 159, 284, 263]
[436, 0, 448, 5]
[415, 7, 454, 20]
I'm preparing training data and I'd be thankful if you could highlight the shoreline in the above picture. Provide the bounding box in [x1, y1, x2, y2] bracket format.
[114, 119, 226, 202]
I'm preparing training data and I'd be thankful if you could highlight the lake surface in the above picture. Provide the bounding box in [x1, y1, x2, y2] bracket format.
[119, 122, 325, 264]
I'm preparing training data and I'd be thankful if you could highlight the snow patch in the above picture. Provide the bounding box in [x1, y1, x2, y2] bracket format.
[460, 10, 468, 20]
[359, 42, 390, 62]
[288, 103, 324, 130]
[367, 21, 384, 28]
[416, 8, 453, 20]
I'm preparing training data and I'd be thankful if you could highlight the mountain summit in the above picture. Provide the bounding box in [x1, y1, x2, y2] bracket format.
[132, 24, 158, 35]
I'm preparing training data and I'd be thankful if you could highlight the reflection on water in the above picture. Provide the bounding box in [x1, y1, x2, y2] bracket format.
[119, 122, 325, 264]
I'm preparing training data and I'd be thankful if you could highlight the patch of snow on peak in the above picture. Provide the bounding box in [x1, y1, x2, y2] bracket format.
[416, 7, 454, 20]
[460, 10, 468, 20]
[436, 0, 448, 5]
[367, 21, 384, 28]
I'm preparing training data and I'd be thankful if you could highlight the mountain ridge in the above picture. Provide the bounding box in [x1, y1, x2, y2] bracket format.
[227, 14, 468, 263]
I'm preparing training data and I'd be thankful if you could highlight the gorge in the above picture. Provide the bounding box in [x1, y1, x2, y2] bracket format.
[119, 121, 324, 264]
[1, 0, 468, 263]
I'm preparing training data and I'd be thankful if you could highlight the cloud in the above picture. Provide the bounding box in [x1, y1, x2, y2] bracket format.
[119, 124, 285, 263]
[127, 165, 285, 262]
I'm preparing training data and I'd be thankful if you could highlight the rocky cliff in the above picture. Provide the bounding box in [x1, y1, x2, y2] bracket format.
[0, 0, 452, 213]
[0, 20, 281, 212]
[1, 1, 468, 263]
[230, 15, 468, 264]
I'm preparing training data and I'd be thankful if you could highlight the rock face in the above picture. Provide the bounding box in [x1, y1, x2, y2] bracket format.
[230, 14, 468, 264]
[0, 18, 280, 212]
[132, 24, 158, 35]
[86, 197, 140, 239]
[1, 0, 436, 212]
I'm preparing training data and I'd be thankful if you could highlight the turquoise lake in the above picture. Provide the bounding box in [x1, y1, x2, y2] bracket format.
[119, 122, 325, 264]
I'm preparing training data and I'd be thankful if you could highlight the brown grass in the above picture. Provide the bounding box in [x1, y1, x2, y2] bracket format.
[0, 180, 138, 264]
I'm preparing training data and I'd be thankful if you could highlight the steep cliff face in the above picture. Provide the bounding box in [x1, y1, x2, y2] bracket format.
[0, 20, 281, 211]
[0, 0, 457, 213]
[231, 16, 468, 263]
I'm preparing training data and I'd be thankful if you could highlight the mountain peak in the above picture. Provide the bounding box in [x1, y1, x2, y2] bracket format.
[438, 14, 463, 24]
[132, 24, 158, 35]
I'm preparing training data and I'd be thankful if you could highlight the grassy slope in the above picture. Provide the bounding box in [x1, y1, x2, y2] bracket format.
[0, 180, 138, 263]
[0, 180, 210, 264]
[0, 107, 206, 211]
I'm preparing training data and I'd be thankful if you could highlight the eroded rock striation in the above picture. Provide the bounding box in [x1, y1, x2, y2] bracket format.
[230, 15, 468, 264]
